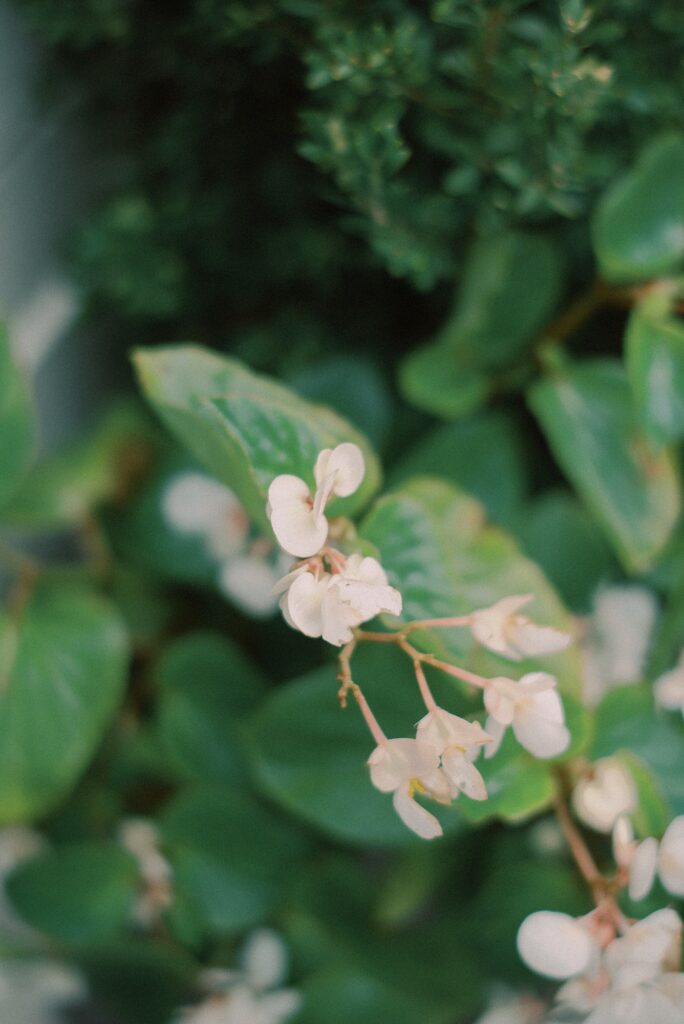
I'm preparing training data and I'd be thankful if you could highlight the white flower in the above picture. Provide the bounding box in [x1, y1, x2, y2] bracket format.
[367, 737, 451, 839]
[267, 443, 364, 557]
[517, 911, 598, 980]
[612, 816, 659, 902]
[0, 960, 86, 1024]
[581, 586, 657, 706]
[276, 555, 401, 647]
[654, 651, 684, 717]
[118, 818, 173, 927]
[484, 672, 570, 759]
[416, 708, 491, 800]
[470, 595, 571, 662]
[658, 817, 684, 897]
[572, 759, 637, 834]
[162, 472, 249, 559]
[219, 551, 290, 617]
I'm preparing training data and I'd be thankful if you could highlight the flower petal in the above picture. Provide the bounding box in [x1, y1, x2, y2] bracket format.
[314, 443, 365, 499]
[393, 787, 443, 840]
[267, 475, 327, 557]
[483, 716, 506, 759]
[442, 750, 488, 801]
[517, 911, 594, 979]
[629, 837, 658, 901]
[659, 817, 684, 896]
[283, 571, 328, 637]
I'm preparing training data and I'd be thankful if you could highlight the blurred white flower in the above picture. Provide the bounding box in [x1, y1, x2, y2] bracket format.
[267, 443, 364, 557]
[178, 930, 301, 1024]
[654, 651, 684, 717]
[517, 911, 598, 980]
[416, 708, 491, 800]
[470, 595, 571, 661]
[0, 960, 86, 1024]
[581, 586, 657, 706]
[473, 986, 546, 1024]
[572, 758, 637, 834]
[118, 818, 173, 928]
[612, 816, 659, 902]
[658, 817, 684, 896]
[276, 555, 401, 647]
[368, 737, 451, 839]
[219, 551, 291, 618]
[163, 472, 249, 559]
[484, 672, 570, 759]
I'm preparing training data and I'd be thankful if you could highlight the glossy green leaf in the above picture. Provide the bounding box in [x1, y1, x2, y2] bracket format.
[154, 632, 267, 785]
[529, 359, 680, 572]
[133, 346, 381, 529]
[0, 325, 35, 510]
[626, 300, 684, 446]
[160, 785, 310, 937]
[0, 583, 130, 822]
[398, 232, 562, 418]
[592, 134, 684, 282]
[361, 477, 581, 694]
[6, 843, 138, 943]
[247, 644, 467, 846]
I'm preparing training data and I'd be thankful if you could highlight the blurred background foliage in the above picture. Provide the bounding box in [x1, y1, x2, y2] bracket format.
[2, 1, 684, 1021]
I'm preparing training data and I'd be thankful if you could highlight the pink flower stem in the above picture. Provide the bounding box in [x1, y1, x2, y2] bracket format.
[404, 615, 472, 633]
[413, 659, 438, 713]
[353, 689, 388, 746]
[420, 653, 489, 690]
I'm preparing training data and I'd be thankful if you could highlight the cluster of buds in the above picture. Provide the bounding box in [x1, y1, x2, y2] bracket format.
[267, 444, 573, 839]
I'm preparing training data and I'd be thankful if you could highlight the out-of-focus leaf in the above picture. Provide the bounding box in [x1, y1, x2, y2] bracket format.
[513, 490, 617, 612]
[529, 359, 680, 573]
[391, 411, 528, 526]
[592, 134, 684, 282]
[626, 299, 684, 446]
[0, 326, 35, 511]
[133, 345, 381, 529]
[0, 583, 129, 822]
[398, 232, 562, 418]
[6, 843, 137, 943]
[160, 785, 310, 937]
[360, 477, 581, 694]
[154, 632, 267, 785]
[457, 730, 555, 826]
[614, 751, 669, 838]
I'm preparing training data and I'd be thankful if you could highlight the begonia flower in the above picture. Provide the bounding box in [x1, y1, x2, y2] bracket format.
[368, 737, 451, 839]
[572, 758, 637, 834]
[654, 651, 684, 717]
[484, 672, 570, 759]
[163, 472, 249, 559]
[612, 816, 658, 902]
[470, 595, 571, 662]
[416, 708, 491, 800]
[516, 911, 597, 980]
[581, 585, 657, 706]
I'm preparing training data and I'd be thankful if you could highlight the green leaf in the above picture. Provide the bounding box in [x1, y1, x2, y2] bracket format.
[0, 583, 130, 822]
[391, 410, 528, 527]
[591, 685, 684, 823]
[133, 346, 381, 529]
[592, 134, 684, 282]
[160, 784, 310, 937]
[512, 490, 617, 612]
[529, 359, 680, 573]
[247, 644, 467, 846]
[1, 402, 152, 530]
[360, 477, 581, 694]
[154, 631, 267, 785]
[6, 843, 137, 943]
[614, 751, 669, 838]
[457, 730, 555, 825]
[398, 232, 562, 419]
[0, 325, 35, 510]
[626, 299, 684, 446]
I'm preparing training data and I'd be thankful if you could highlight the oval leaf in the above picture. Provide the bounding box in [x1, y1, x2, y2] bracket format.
[626, 301, 684, 446]
[0, 325, 35, 511]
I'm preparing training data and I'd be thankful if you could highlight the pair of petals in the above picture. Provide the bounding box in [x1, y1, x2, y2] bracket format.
[470, 594, 571, 662]
[278, 555, 402, 647]
[572, 758, 637, 834]
[614, 816, 684, 902]
[484, 672, 570, 760]
[368, 738, 450, 840]
[267, 443, 365, 558]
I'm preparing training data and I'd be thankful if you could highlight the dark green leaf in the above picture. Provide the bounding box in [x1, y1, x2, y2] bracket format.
[0, 325, 35, 510]
[626, 299, 684, 446]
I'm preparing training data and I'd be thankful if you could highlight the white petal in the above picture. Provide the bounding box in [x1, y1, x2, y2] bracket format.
[572, 759, 637, 833]
[654, 657, 684, 713]
[314, 443, 365, 499]
[612, 815, 635, 867]
[219, 556, 280, 617]
[484, 716, 506, 759]
[513, 620, 572, 658]
[471, 601, 522, 660]
[517, 672, 559, 698]
[629, 838, 659, 901]
[333, 578, 402, 621]
[484, 679, 519, 725]
[282, 571, 328, 637]
[517, 911, 594, 979]
[659, 817, 684, 896]
[162, 473, 241, 534]
[367, 739, 412, 792]
[241, 928, 288, 990]
[416, 708, 491, 756]
[442, 750, 488, 801]
[393, 787, 443, 840]
[267, 475, 327, 557]
[513, 688, 570, 759]
[320, 583, 360, 646]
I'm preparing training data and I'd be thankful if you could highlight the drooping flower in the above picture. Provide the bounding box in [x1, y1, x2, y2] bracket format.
[276, 555, 401, 647]
[162, 472, 249, 559]
[367, 737, 451, 839]
[572, 758, 637, 834]
[470, 595, 571, 662]
[267, 443, 364, 557]
[416, 708, 491, 800]
[218, 550, 291, 617]
[654, 651, 684, 717]
[483, 672, 570, 759]
[581, 585, 657, 706]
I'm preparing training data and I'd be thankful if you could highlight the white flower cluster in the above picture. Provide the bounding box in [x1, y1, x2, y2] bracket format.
[613, 815, 684, 903]
[175, 930, 300, 1024]
[518, 907, 684, 1023]
[163, 472, 290, 616]
[118, 818, 173, 928]
[267, 444, 402, 645]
